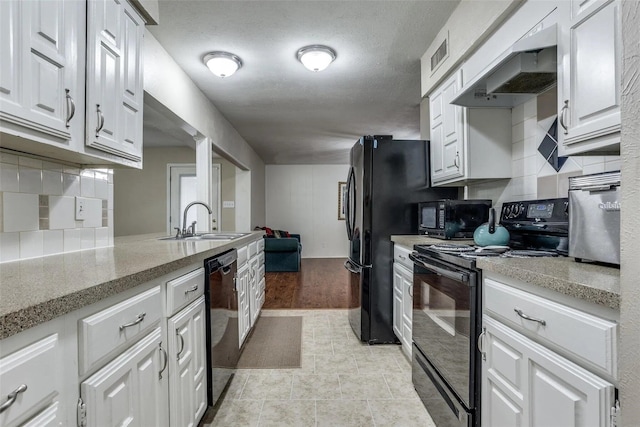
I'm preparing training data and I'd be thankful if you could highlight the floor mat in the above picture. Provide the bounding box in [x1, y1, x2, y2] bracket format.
[236, 316, 303, 369]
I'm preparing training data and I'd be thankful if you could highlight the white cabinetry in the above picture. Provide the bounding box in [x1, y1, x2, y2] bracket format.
[85, 0, 144, 165]
[0, 0, 145, 168]
[237, 262, 251, 346]
[80, 327, 168, 427]
[392, 244, 413, 358]
[0, 334, 63, 427]
[237, 239, 266, 346]
[481, 274, 618, 427]
[429, 70, 511, 187]
[557, 0, 622, 155]
[167, 297, 207, 427]
[0, 0, 84, 152]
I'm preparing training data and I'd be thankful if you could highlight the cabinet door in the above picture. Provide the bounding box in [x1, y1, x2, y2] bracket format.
[85, 0, 144, 164]
[0, 334, 63, 427]
[429, 70, 464, 184]
[168, 297, 207, 427]
[482, 316, 615, 427]
[558, 0, 621, 153]
[236, 263, 251, 346]
[249, 256, 259, 327]
[392, 264, 403, 340]
[0, 0, 83, 147]
[441, 71, 464, 180]
[81, 327, 168, 427]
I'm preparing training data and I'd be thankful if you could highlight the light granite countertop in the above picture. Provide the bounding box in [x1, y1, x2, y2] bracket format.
[0, 231, 264, 340]
[477, 256, 620, 310]
[390, 235, 620, 310]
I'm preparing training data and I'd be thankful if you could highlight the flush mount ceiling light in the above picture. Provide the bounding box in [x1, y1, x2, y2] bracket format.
[203, 52, 242, 78]
[297, 45, 337, 72]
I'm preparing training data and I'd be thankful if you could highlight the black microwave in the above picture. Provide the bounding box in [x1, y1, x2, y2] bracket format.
[419, 199, 492, 239]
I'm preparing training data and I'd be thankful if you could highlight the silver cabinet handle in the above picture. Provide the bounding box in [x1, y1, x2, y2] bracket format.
[65, 89, 75, 128]
[0, 384, 27, 414]
[184, 285, 198, 296]
[559, 99, 569, 135]
[398, 254, 406, 260]
[477, 327, 487, 361]
[233, 273, 238, 293]
[158, 342, 168, 380]
[514, 308, 546, 326]
[96, 104, 104, 136]
[176, 329, 185, 360]
[119, 312, 146, 331]
[407, 283, 413, 298]
[454, 151, 460, 169]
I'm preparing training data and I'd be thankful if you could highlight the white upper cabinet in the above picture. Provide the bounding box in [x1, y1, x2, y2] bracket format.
[0, 0, 84, 151]
[430, 70, 464, 183]
[557, 0, 622, 155]
[0, 0, 145, 168]
[429, 69, 512, 187]
[85, 0, 144, 165]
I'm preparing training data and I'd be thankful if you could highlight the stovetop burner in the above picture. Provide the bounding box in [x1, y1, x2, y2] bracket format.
[504, 250, 559, 258]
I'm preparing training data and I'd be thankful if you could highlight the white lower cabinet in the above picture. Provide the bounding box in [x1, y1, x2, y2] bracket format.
[0, 334, 63, 427]
[392, 244, 413, 359]
[237, 262, 251, 346]
[167, 296, 207, 427]
[80, 327, 168, 427]
[249, 256, 259, 327]
[481, 316, 615, 427]
[481, 273, 619, 427]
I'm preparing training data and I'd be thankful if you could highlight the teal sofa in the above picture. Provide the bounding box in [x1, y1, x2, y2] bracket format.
[264, 234, 302, 272]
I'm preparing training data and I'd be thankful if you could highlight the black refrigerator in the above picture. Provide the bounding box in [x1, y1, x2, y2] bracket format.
[343, 135, 457, 344]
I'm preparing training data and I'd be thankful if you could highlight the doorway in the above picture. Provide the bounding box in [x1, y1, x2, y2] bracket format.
[168, 163, 221, 234]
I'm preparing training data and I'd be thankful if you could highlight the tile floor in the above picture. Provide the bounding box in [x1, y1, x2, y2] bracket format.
[206, 309, 436, 427]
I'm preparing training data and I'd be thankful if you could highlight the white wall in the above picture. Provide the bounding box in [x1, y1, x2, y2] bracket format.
[266, 165, 349, 258]
[421, 0, 522, 97]
[143, 31, 265, 229]
[114, 147, 195, 236]
[620, 0, 640, 423]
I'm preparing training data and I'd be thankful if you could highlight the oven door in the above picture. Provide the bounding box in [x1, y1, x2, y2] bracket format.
[409, 253, 479, 411]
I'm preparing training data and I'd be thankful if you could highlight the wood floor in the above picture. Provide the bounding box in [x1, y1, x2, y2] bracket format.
[263, 258, 350, 309]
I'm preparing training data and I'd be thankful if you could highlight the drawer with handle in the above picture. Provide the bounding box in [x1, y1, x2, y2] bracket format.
[0, 334, 61, 427]
[166, 268, 205, 316]
[484, 278, 617, 377]
[78, 286, 162, 375]
[393, 245, 413, 270]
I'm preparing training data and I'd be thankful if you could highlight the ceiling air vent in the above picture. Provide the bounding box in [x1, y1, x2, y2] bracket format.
[430, 37, 448, 72]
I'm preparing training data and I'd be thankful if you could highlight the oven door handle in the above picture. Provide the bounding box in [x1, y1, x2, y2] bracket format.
[409, 253, 470, 283]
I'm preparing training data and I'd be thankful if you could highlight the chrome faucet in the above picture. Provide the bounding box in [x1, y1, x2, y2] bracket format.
[179, 201, 213, 237]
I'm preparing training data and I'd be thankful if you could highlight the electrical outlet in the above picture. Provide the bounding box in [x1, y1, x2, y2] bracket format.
[223, 201, 235, 208]
[75, 197, 87, 220]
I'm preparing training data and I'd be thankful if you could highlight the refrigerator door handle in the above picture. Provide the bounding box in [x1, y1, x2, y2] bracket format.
[345, 167, 355, 240]
[343, 259, 362, 274]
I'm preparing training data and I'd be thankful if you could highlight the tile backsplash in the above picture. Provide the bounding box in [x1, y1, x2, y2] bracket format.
[0, 150, 113, 262]
[467, 87, 620, 207]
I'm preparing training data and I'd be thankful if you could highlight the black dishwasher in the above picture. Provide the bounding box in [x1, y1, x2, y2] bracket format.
[205, 249, 239, 407]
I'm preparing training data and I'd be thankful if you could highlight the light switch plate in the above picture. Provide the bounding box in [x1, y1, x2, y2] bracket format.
[223, 201, 235, 208]
[75, 197, 87, 220]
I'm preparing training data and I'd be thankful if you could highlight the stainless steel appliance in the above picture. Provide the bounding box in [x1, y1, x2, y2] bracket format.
[344, 135, 456, 343]
[205, 249, 239, 407]
[410, 198, 569, 427]
[418, 200, 492, 239]
[569, 171, 621, 265]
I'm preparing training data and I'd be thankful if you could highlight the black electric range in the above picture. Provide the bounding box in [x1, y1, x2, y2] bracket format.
[410, 198, 568, 427]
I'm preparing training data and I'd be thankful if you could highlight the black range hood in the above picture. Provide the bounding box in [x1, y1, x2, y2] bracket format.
[452, 24, 557, 108]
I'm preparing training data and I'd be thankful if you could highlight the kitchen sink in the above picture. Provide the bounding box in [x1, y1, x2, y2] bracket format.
[158, 232, 250, 241]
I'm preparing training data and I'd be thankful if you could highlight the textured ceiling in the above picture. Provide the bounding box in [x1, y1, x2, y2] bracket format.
[147, 1, 460, 164]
